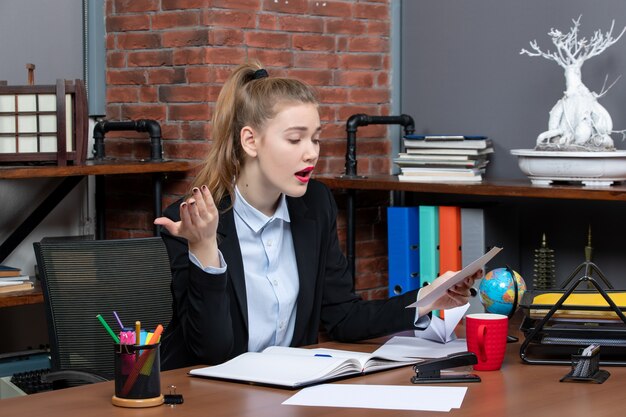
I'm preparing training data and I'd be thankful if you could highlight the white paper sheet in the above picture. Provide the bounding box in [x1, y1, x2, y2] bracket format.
[419, 303, 469, 343]
[282, 384, 467, 412]
[408, 246, 502, 308]
[372, 336, 468, 360]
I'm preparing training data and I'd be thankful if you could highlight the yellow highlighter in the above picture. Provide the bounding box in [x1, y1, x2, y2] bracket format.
[135, 321, 141, 346]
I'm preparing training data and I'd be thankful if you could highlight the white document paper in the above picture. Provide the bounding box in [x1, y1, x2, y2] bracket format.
[282, 384, 467, 412]
[372, 336, 468, 360]
[408, 246, 502, 309]
[419, 303, 469, 343]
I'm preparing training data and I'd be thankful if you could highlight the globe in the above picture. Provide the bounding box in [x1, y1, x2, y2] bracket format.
[479, 267, 527, 316]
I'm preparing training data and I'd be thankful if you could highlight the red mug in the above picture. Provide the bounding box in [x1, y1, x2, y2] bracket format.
[465, 313, 508, 371]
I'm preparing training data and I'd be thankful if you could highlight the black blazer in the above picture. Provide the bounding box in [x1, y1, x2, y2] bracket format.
[160, 179, 418, 370]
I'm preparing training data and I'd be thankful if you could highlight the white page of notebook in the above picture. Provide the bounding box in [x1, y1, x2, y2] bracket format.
[189, 352, 356, 387]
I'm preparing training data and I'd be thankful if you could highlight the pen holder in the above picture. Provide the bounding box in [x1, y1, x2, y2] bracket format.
[560, 348, 610, 384]
[112, 343, 164, 407]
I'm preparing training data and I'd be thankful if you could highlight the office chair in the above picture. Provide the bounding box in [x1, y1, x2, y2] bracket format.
[33, 237, 173, 387]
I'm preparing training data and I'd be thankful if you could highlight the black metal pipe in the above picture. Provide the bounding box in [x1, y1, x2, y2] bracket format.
[342, 114, 415, 284]
[153, 174, 162, 237]
[93, 119, 163, 161]
[93, 173, 163, 238]
[95, 175, 105, 240]
[344, 114, 415, 177]
[346, 188, 356, 292]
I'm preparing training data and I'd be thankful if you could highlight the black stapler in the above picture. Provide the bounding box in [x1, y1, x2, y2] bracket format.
[411, 351, 481, 384]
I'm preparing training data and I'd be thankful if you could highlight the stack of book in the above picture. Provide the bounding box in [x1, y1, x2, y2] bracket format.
[0, 265, 33, 294]
[394, 135, 493, 182]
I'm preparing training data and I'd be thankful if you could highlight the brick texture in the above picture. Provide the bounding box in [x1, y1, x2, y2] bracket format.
[104, 0, 393, 299]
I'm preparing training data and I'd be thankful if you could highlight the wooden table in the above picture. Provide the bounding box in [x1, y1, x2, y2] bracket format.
[2, 335, 623, 417]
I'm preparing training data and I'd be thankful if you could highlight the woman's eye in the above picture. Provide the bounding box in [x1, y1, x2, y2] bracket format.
[288, 138, 301, 144]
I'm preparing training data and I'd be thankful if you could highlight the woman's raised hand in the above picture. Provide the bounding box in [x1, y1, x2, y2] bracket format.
[154, 185, 220, 267]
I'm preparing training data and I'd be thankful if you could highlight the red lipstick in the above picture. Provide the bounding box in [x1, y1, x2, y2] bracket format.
[295, 166, 314, 183]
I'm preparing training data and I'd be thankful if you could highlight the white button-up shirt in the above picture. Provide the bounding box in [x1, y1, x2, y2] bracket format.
[232, 187, 299, 352]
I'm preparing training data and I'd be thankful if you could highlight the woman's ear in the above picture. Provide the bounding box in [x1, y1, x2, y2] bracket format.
[240, 126, 258, 157]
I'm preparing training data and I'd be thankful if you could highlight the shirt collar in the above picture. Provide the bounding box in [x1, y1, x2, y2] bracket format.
[233, 185, 291, 233]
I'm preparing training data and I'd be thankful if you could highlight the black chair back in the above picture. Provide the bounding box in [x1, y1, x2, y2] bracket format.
[34, 237, 173, 380]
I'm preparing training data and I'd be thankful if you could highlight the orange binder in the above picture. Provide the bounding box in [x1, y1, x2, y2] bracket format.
[438, 206, 462, 275]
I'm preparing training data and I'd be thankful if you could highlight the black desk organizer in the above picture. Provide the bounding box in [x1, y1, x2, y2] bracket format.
[560, 348, 610, 383]
[519, 258, 626, 366]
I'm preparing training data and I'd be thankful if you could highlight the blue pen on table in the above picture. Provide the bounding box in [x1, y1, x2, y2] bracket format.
[96, 314, 120, 343]
[113, 311, 124, 330]
[314, 354, 332, 357]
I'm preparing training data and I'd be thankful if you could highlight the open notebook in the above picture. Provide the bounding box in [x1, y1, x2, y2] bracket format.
[189, 346, 419, 389]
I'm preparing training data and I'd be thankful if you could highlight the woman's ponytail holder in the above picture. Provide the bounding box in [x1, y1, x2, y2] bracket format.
[252, 69, 269, 80]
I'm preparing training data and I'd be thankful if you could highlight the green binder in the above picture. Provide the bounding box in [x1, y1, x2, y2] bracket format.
[419, 206, 440, 286]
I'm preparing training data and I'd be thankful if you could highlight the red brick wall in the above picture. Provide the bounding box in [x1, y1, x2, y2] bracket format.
[104, 0, 392, 299]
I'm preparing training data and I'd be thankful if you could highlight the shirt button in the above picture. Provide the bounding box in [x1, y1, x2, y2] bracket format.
[273, 279, 278, 286]
[267, 240, 273, 247]
[279, 321, 285, 329]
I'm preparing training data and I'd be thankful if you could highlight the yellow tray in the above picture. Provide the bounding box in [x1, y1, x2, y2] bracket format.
[529, 292, 626, 321]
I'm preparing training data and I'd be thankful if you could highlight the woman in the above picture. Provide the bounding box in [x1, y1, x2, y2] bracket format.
[155, 61, 477, 370]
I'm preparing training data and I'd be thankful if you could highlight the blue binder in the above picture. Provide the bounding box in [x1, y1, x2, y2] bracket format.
[387, 207, 420, 296]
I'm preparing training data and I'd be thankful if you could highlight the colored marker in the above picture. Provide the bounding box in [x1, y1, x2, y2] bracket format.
[96, 314, 120, 343]
[119, 330, 135, 345]
[140, 324, 165, 375]
[113, 311, 124, 329]
[135, 321, 141, 346]
[147, 324, 164, 345]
